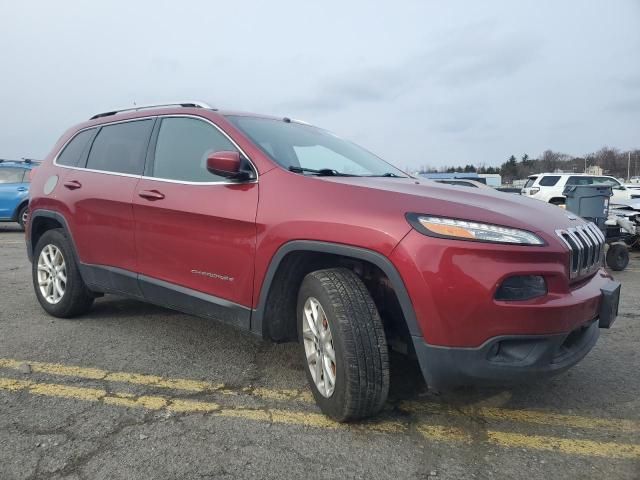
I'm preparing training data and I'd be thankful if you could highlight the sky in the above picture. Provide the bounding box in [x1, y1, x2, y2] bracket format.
[1, 0, 638, 170]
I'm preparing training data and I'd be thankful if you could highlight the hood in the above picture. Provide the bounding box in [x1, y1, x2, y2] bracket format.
[321, 176, 584, 234]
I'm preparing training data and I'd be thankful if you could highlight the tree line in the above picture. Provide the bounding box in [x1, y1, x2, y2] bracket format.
[419, 147, 640, 184]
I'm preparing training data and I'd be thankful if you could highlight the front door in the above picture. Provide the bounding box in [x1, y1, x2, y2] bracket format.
[132, 116, 259, 327]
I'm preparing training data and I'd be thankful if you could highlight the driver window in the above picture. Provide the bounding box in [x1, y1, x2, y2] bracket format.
[153, 117, 238, 182]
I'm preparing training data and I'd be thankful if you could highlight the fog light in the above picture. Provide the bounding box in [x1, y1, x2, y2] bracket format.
[495, 275, 547, 301]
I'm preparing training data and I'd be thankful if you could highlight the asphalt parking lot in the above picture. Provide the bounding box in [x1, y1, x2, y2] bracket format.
[0, 223, 638, 480]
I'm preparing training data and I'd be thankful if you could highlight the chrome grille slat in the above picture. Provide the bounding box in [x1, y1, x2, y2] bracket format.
[555, 222, 604, 279]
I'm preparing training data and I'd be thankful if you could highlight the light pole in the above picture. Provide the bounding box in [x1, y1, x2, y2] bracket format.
[628, 151, 631, 181]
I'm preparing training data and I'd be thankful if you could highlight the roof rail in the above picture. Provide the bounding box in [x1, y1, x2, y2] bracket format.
[90, 101, 214, 120]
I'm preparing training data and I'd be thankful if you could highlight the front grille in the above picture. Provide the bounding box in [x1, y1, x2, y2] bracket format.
[555, 223, 605, 279]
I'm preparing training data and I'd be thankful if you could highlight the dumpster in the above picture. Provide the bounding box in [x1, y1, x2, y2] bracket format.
[562, 184, 611, 229]
[563, 184, 630, 271]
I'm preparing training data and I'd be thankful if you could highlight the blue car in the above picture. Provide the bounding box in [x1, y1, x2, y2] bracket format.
[0, 159, 40, 230]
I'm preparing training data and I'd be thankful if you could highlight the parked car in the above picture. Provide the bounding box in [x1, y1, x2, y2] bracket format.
[433, 179, 492, 189]
[26, 102, 620, 421]
[0, 159, 39, 229]
[521, 173, 638, 204]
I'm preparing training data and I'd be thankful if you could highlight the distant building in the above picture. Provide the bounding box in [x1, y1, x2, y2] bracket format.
[585, 165, 603, 176]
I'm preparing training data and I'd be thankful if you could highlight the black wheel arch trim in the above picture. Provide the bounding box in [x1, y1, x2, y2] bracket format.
[27, 209, 80, 264]
[251, 240, 422, 338]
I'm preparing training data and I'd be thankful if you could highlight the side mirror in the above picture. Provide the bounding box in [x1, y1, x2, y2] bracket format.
[206, 151, 249, 180]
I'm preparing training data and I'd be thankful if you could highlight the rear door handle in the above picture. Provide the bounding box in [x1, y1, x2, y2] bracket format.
[63, 180, 82, 190]
[138, 189, 165, 201]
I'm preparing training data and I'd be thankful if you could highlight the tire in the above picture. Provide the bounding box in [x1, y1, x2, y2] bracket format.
[549, 198, 565, 206]
[297, 267, 389, 421]
[32, 228, 94, 317]
[17, 204, 28, 231]
[606, 243, 629, 271]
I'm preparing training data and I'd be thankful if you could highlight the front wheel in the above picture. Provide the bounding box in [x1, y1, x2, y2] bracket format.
[298, 268, 389, 421]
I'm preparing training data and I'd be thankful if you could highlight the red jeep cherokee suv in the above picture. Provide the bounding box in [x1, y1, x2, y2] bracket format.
[26, 102, 620, 421]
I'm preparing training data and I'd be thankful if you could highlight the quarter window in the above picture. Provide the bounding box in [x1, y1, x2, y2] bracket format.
[593, 177, 621, 186]
[86, 120, 154, 175]
[152, 117, 237, 182]
[0, 168, 24, 184]
[538, 175, 560, 186]
[57, 129, 96, 167]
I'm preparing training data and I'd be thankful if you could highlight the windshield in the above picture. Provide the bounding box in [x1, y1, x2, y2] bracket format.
[226, 116, 407, 177]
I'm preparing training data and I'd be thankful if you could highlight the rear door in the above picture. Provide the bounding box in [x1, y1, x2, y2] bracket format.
[132, 116, 259, 326]
[61, 119, 154, 288]
[0, 167, 27, 219]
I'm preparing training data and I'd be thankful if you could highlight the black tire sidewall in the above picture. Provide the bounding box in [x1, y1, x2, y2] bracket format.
[17, 205, 28, 230]
[32, 229, 86, 316]
[297, 275, 350, 419]
[607, 244, 629, 271]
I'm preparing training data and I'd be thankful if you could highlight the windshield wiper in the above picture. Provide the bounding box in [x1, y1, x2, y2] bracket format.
[289, 166, 358, 177]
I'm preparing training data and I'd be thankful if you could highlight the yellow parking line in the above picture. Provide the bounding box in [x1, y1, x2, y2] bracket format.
[486, 431, 640, 460]
[0, 358, 312, 402]
[3, 357, 638, 435]
[1, 377, 638, 459]
[401, 401, 640, 434]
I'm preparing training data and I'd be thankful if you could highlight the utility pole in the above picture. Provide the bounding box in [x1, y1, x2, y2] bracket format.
[628, 151, 631, 181]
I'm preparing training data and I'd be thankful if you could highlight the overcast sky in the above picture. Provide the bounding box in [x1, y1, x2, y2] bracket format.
[1, 0, 638, 169]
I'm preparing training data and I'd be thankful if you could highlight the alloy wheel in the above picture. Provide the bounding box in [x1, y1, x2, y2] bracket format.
[37, 244, 67, 304]
[302, 297, 337, 398]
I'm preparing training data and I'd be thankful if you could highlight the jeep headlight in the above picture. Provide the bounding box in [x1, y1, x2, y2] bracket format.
[407, 214, 545, 245]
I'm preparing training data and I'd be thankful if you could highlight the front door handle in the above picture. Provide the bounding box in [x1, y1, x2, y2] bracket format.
[63, 180, 82, 190]
[17, 187, 27, 192]
[138, 189, 165, 201]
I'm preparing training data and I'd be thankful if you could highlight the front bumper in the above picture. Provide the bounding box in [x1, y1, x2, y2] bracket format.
[413, 279, 620, 390]
[413, 319, 600, 390]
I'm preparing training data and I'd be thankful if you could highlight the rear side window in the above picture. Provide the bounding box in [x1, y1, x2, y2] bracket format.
[538, 175, 560, 186]
[567, 176, 593, 186]
[0, 168, 24, 184]
[152, 117, 237, 182]
[524, 177, 537, 188]
[57, 129, 96, 167]
[593, 176, 620, 186]
[86, 120, 154, 175]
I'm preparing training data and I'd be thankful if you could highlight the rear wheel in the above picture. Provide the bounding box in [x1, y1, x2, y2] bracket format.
[606, 243, 629, 271]
[17, 204, 28, 231]
[549, 198, 566, 206]
[32, 229, 94, 317]
[297, 268, 389, 421]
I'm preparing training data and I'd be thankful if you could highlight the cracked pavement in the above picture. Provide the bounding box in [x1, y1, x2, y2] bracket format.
[0, 224, 639, 479]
